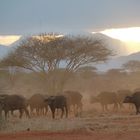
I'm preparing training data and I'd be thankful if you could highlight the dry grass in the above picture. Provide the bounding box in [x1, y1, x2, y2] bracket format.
[1, 109, 140, 140]
[1, 110, 140, 133]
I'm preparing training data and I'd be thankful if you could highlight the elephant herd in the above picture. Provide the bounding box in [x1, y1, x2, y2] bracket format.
[90, 90, 140, 114]
[0, 91, 83, 119]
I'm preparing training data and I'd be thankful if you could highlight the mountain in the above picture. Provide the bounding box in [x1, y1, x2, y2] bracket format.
[91, 33, 128, 57]
[0, 33, 139, 72]
[88, 33, 140, 71]
[9, 36, 24, 48]
[96, 51, 140, 71]
[0, 45, 10, 59]
[70, 32, 128, 57]
[2, 33, 128, 57]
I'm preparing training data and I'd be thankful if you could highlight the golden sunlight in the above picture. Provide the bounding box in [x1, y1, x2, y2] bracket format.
[100, 27, 140, 42]
[96, 27, 140, 54]
[0, 35, 21, 46]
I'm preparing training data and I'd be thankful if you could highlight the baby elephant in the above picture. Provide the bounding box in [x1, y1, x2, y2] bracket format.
[44, 95, 68, 119]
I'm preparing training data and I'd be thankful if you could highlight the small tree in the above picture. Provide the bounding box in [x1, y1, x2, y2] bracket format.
[122, 60, 140, 72]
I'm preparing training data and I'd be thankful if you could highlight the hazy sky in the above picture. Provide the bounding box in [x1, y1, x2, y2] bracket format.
[0, 0, 140, 35]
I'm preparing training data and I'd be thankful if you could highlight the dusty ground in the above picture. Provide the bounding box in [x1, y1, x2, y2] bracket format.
[1, 131, 140, 140]
[0, 108, 140, 140]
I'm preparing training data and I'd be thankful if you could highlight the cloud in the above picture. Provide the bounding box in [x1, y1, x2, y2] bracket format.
[0, 35, 21, 46]
[0, 0, 140, 34]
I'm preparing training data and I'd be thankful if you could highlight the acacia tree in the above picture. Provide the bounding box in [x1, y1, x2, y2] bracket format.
[122, 60, 140, 72]
[0, 33, 112, 93]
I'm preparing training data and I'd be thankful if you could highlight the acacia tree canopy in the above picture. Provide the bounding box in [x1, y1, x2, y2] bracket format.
[0, 33, 112, 73]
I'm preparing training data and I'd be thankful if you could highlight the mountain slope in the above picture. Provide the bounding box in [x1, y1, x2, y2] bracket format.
[0, 45, 10, 59]
[0, 33, 138, 72]
[96, 51, 140, 71]
[92, 33, 128, 56]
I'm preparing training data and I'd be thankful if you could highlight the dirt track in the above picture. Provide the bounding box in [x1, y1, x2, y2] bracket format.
[1, 131, 140, 140]
[1, 110, 140, 140]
